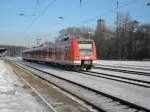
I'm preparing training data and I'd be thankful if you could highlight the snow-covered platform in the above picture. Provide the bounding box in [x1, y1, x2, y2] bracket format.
[0, 60, 45, 112]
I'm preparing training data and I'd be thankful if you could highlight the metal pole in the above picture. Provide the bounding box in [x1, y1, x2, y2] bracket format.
[36, 38, 41, 46]
[116, 0, 119, 37]
[116, 0, 120, 58]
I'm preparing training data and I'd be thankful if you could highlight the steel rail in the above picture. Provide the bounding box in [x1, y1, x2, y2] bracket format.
[97, 64, 150, 71]
[94, 66, 150, 76]
[13, 69, 58, 112]
[79, 71, 150, 88]
[15, 62, 150, 112]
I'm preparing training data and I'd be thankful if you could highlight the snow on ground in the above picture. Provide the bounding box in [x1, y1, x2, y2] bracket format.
[97, 60, 150, 68]
[0, 60, 46, 112]
[91, 68, 150, 82]
[20, 61, 150, 109]
[96, 60, 150, 73]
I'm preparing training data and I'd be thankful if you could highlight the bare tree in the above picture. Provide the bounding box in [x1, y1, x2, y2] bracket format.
[57, 27, 94, 40]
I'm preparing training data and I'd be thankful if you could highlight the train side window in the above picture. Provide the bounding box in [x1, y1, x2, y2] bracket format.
[43, 49, 45, 57]
[49, 48, 52, 57]
[52, 49, 55, 56]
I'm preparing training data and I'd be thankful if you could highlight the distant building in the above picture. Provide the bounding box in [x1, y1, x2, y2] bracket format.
[95, 18, 114, 40]
[96, 18, 105, 33]
[0, 45, 27, 57]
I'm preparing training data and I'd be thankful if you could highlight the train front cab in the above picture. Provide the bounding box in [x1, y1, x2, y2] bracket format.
[72, 38, 97, 71]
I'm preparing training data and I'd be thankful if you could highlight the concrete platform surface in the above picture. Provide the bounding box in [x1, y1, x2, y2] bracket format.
[0, 60, 46, 112]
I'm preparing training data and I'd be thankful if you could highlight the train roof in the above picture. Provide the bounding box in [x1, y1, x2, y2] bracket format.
[22, 42, 54, 53]
[22, 37, 94, 53]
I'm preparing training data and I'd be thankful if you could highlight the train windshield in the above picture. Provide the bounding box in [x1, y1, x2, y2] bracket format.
[78, 41, 93, 56]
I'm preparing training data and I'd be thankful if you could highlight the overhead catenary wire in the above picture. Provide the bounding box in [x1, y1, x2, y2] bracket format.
[76, 0, 139, 26]
[36, 0, 39, 6]
[27, 0, 138, 30]
[27, 0, 56, 30]
[32, 0, 40, 13]
[25, 0, 142, 40]
[23, 0, 56, 47]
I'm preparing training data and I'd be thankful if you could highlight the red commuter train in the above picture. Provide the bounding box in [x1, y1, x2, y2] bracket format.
[22, 37, 97, 71]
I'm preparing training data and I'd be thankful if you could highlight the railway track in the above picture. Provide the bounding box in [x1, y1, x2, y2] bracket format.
[96, 64, 150, 71]
[17, 75, 58, 112]
[21, 61, 150, 88]
[11, 61, 150, 112]
[94, 66, 150, 76]
[113, 64, 150, 71]
[7, 60, 94, 112]
[7, 62, 58, 112]
[80, 71, 150, 88]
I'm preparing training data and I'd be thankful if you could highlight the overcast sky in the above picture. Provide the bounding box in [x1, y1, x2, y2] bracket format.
[0, 0, 150, 47]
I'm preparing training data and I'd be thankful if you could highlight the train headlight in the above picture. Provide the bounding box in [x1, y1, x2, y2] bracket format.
[75, 56, 79, 59]
[85, 57, 89, 59]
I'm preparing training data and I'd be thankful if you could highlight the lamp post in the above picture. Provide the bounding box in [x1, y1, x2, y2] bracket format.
[116, 0, 119, 38]
[147, 3, 150, 6]
[88, 32, 92, 39]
